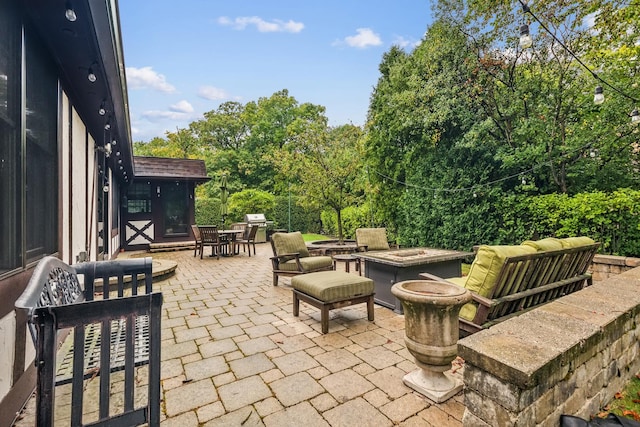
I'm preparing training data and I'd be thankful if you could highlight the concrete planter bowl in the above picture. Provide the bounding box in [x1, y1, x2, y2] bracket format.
[391, 280, 471, 402]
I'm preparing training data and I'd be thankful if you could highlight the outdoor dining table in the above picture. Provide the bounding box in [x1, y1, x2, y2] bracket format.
[197, 226, 244, 258]
[218, 229, 244, 256]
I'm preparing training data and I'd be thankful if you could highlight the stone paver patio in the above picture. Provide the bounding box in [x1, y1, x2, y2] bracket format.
[14, 242, 465, 426]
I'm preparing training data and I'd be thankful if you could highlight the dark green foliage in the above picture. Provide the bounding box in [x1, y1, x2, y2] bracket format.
[501, 189, 640, 256]
[227, 189, 276, 223]
[195, 197, 221, 226]
[272, 195, 322, 233]
[320, 204, 376, 240]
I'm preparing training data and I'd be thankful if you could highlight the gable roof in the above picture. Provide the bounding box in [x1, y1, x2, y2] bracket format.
[133, 156, 211, 183]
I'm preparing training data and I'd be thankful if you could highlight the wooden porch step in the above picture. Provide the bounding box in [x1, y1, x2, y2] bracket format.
[148, 241, 194, 253]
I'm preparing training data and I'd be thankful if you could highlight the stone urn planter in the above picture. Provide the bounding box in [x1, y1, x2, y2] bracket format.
[391, 280, 471, 402]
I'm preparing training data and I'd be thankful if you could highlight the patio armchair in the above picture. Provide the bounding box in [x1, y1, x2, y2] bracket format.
[236, 224, 258, 256]
[355, 227, 393, 252]
[191, 224, 203, 257]
[270, 231, 333, 286]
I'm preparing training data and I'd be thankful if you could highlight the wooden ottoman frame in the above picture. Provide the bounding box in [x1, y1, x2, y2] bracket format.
[292, 272, 375, 334]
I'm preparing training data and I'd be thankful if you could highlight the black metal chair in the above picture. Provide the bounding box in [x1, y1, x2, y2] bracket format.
[15, 256, 162, 427]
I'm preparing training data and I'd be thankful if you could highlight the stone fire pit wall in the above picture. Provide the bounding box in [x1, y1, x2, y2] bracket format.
[458, 266, 640, 427]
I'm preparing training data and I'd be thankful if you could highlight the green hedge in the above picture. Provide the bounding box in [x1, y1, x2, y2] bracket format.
[272, 195, 323, 233]
[195, 197, 221, 226]
[501, 189, 640, 256]
[398, 188, 640, 256]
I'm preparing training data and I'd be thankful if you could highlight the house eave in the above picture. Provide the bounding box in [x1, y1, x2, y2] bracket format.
[23, 0, 134, 184]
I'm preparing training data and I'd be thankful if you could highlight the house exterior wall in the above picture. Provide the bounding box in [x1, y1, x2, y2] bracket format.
[0, 88, 112, 425]
[0, 2, 129, 423]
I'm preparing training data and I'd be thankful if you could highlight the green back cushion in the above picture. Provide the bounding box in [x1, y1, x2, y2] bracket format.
[356, 228, 390, 251]
[272, 232, 309, 258]
[445, 277, 477, 321]
[464, 245, 537, 297]
[456, 245, 536, 321]
[559, 236, 595, 248]
[521, 237, 563, 251]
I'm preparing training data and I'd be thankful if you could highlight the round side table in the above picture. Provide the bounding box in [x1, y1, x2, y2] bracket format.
[332, 253, 361, 275]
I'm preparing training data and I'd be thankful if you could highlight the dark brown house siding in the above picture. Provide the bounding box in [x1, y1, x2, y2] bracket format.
[122, 157, 210, 250]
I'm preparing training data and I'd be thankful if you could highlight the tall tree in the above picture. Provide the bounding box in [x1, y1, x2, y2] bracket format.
[277, 124, 364, 242]
[434, 0, 640, 194]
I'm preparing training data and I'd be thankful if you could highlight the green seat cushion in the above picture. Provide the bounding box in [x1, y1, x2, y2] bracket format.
[279, 256, 333, 272]
[464, 245, 537, 298]
[355, 228, 390, 251]
[292, 271, 374, 302]
[272, 232, 310, 260]
[521, 237, 564, 251]
[559, 236, 595, 248]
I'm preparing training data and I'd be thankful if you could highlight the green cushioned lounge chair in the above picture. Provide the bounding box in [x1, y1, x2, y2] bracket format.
[270, 232, 333, 286]
[355, 227, 393, 252]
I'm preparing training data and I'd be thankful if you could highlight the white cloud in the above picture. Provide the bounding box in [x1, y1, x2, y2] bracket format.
[140, 110, 189, 122]
[343, 28, 383, 49]
[218, 16, 304, 33]
[392, 35, 420, 49]
[126, 66, 176, 92]
[198, 86, 228, 100]
[584, 12, 597, 29]
[170, 100, 194, 113]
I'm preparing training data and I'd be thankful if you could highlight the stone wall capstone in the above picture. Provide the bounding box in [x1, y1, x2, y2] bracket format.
[458, 267, 640, 427]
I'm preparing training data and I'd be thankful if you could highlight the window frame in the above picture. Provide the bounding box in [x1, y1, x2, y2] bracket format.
[0, 11, 60, 279]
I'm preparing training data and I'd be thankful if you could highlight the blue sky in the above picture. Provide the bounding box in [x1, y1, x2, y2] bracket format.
[119, 1, 433, 142]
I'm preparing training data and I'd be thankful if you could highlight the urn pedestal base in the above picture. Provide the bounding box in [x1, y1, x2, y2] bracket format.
[403, 368, 463, 403]
[391, 279, 471, 404]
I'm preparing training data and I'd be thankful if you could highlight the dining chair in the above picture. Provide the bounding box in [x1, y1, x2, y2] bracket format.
[237, 224, 259, 256]
[191, 224, 203, 257]
[198, 226, 228, 259]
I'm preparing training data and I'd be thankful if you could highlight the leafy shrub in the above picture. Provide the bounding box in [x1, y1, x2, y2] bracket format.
[195, 197, 220, 226]
[320, 202, 383, 240]
[503, 189, 640, 256]
[396, 187, 640, 256]
[227, 189, 276, 223]
[272, 195, 322, 233]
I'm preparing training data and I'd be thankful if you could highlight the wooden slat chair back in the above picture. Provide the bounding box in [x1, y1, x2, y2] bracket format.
[198, 225, 228, 259]
[421, 241, 600, 335]
[237, 224, 259, 256]
[15, 256, 162, 426]
[191, 224, 203, 257]
[482, 244, 599, 324]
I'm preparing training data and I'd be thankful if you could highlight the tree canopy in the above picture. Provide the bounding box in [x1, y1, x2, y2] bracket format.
[133, 0, 640, 254]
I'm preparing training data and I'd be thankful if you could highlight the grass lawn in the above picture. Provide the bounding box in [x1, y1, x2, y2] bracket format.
[302, 233, 331, 242]
[595, 374, 640, 422]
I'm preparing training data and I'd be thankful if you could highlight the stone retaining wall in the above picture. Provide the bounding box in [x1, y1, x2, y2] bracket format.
[590, 254, 640, 282]
[458, 267, 640, 427]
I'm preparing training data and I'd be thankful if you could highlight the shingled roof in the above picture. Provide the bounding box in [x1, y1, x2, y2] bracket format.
[134, 156, 211, 182]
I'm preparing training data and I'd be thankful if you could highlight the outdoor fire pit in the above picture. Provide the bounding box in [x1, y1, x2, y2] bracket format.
[306, 240, 358, 255]
[355, 248, 472, 312]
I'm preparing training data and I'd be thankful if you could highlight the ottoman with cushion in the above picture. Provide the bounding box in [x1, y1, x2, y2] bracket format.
[291, 271, 375, 334]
